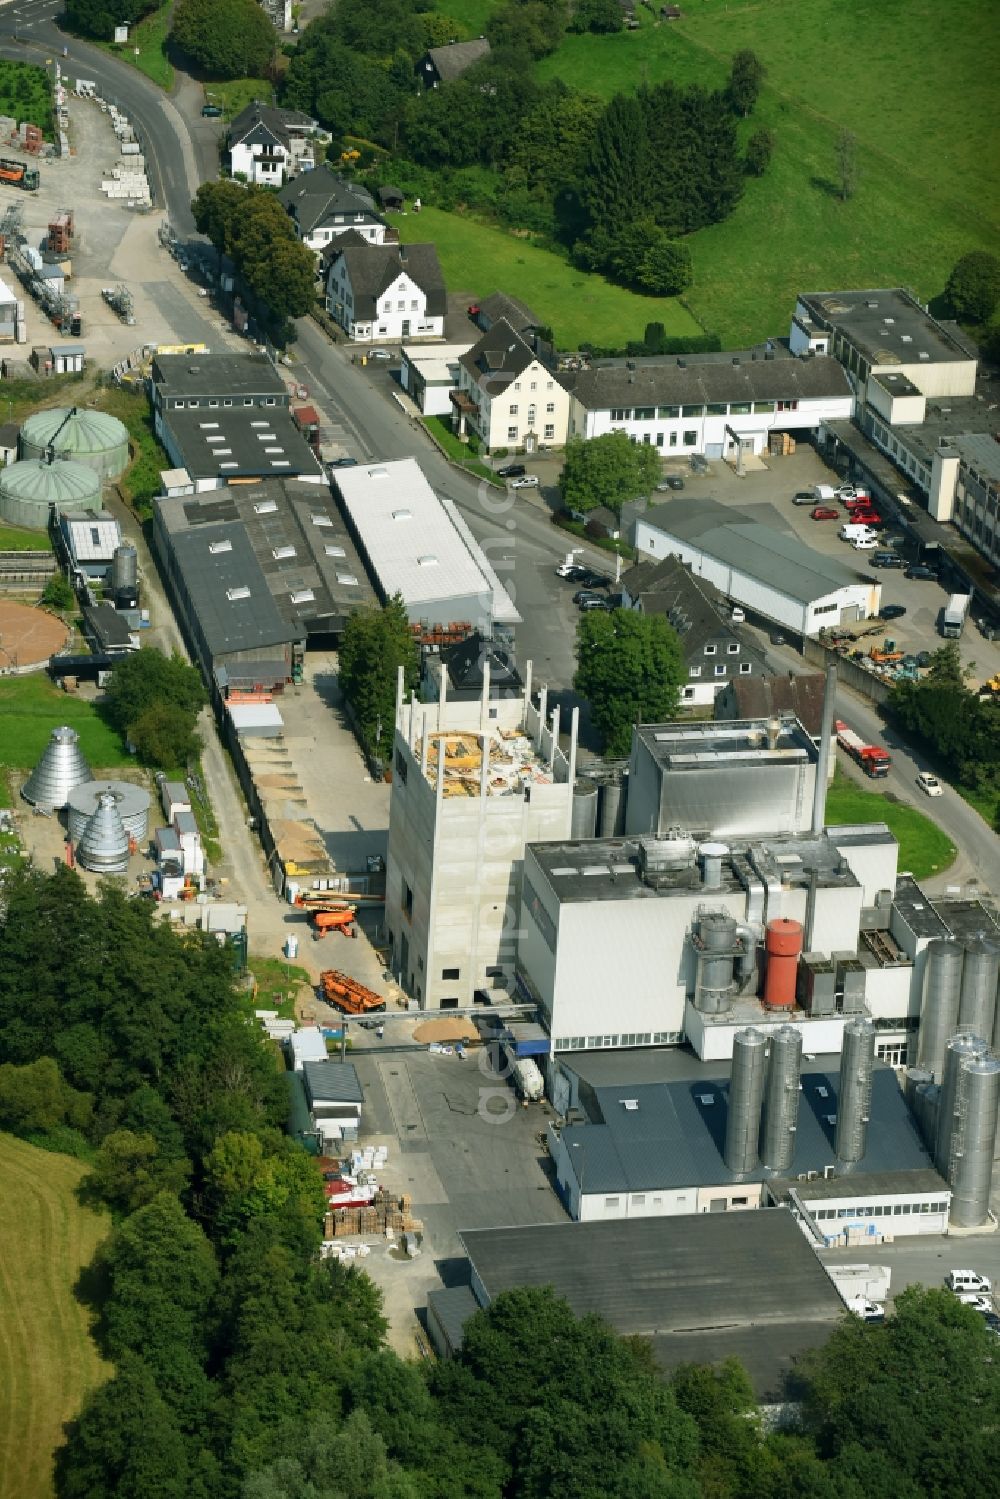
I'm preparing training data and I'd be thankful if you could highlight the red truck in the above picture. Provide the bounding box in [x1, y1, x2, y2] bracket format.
[835, 719, 891, 778]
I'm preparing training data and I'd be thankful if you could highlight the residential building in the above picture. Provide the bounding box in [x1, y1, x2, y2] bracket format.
[58, 510, 122, 582]
[386, 673, 577, 1008]
[470, 293, 542, 337]
[400, 342, 472, 415]
[227, 102, 324, 185]
[634, 497, 881, 637]
[418, 38, 491, 87]
[620, 555, 769, 708]
[278, 166, 388, 252]
[452, 318, 571, 453]
[258, 0, 292, 32]
[332, 458, 518, 638]
[326, 242, 446, 343]
[565, 345, 853, 460]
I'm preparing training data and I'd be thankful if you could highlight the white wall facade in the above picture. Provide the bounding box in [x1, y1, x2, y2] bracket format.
[805, 1187, 950, 1239]
[231, 141, 289, 186]
[458, 357, 572, 452]
[569, 390, 854, 458]
[303, 219, 386, 252]
[328, 263, 443, 343]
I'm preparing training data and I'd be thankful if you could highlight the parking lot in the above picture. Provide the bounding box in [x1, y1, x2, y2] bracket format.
[9, 95, 243, 368]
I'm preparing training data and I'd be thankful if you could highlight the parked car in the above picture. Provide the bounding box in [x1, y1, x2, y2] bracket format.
[905, 563, 937, 580]
[578, 595, 610, 611]
[201, 103, 223, 118]
[975, 617, 998, 640]
[852, 537, 879, 550]
[878, 604, 907, 620]
[793, 491, 816, 505]
[916, 771, 943, 797]
[870, 551, 904, 568]
[329, 456, 359, 469]
[958, 1295, 993, 1315]
[836, 484, 866, 500]
[656, 475, 685, 491]
[555, 562, 586, 579]
[510, 474, 539, 488]
[811, 506, 840, 520]
[851, 510, 883, 527]
[946, 1270, 992, 1294]
[368, 348, 392, 360]
[578, 568, 611, 589]
[498, 462, 526, 478]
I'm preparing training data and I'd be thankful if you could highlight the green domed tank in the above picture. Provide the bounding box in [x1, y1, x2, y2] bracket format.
[19, 405, 129, 480]
[0, 456, 102, 529]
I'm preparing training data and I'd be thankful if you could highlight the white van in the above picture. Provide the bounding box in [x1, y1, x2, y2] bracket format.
[813, 484, 836, 501]
[946, 1269, 992, 1294]
[840, 523, 878, 541]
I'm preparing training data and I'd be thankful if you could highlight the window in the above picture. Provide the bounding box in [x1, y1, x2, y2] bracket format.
[546, 402, 555, 413]
[642, 433, 651, 444]
[813, 602, 837, 616]
[656, 433, 664, 447]
[544, 424, 555, 440]
[704, 644, 717, 655]
[507, 425, 518, 441]
[604, 1197, 620, 1208]
[634, 406, 654, 420]
[632, 1194, 646, 1206]
[682, 687, 695, 700]
[509, 404, 519, 416]
[610, 407, 629, 421]
[658, 405, 680, 418]
[514, 382, 522, 391]
[753, 400, 775, 414]
[397, 300, 405, 311]
[410, 300, 418, 310]
[530, 381, 537, 390]
[689, 666, 702, 679]
[730, 401, 751, 414]
[681, 404, 704, 417]
[403, 880, 413, 918]
[683, 430, 697, 446]
[714, 664, 726, 676]
[777, 399, 799, 412]
[706, 402, 727, 416]
[727, 642, 740, 654]
[669, 433, 678, 447]
[442, 967, 460, 980]
[739, 662, 752, 674]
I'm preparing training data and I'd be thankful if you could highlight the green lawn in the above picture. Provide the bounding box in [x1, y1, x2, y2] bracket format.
[441, 0, 498, 33]
[0, 675, 131, 773]
[248, 957, 314, 1022]
[536, 0, 1000, 343]
[97, 0, 173, 91]
[422, 415, 503, 485]
[0, 61, 55, 140]
[0, 522, 52, 551]
[0, 1134, 110, 1499]
[825, 768, 956, 882]
[396, 207, 702, 348]
[204, 78, 275, 120]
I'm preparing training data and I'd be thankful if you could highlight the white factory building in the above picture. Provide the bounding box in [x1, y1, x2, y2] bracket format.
[333, 458, 519, 639]
[385, 664, 578, 1009]
[634, 497, 880, 638]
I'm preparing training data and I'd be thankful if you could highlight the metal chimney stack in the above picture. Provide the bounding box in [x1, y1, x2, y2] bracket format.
[835, 1017, 876, 1165]
[724, 1027, 768, 1174]
[21, 725, 93, 809]
[810, 664, 837, 833]
[760, 1025, 803, 1173]
[934, 1031, 989, 1176]
[76, 791, 130, 874]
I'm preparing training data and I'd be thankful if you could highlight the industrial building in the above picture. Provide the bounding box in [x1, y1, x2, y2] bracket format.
[634, 497, 880, 638]
[302, 1059, 364, 1146]
[459, 1209, 847, 1401]
[57, 511, 122, 582]
[714, 672, 834, 767]
[154, 405, 323, 489]
[546, 1033, 948, 1233]
[0, 456, 102, 530]
[150, 352, 291, 415]
[154, 478, 376, 691]
[333, 459, 519, 639]
[21, 725, 92, 808]
[385, 664, 578, 1008]
[19, 407, 129, 480]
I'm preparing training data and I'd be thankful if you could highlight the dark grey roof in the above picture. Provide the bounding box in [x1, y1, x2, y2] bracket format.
[421, 38, 491, 81]
[641, 498, 866, 603]
[302, 1059, 364, 1105]
[229, 102, 315, 151]
[82, 604, 132, 650]
[620, 554, 768, 674]
[459, 318, 540, 393]
[161, 407, 322, 483]
[152, 353, 287, 402]
[331, 242, 446, 320]
[378, 185, 404, 207]
[427, 1285, 479, 1354]
[768, 1167, 948, 1201]
[795, 289, 974, 368]
[278, 166, 382, 237]
[558, 1066, 934, 1195]
[443, 630, 522, 697]
[157, 479, 375, 637]
[166, 522, 298, 658]
[477, 292, 541, 333]
[461, 1208, 845, 1401]
[718, 671, 828, 737]
[571, 351, 851, 411]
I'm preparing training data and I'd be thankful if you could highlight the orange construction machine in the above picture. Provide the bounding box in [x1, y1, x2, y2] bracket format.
[311, 906, 358, 939]
[319, 969, 386, 1016]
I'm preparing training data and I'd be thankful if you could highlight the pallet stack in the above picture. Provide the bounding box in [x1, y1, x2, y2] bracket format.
[768, 431, 797, 457]
[324, 1192, 422, 1240]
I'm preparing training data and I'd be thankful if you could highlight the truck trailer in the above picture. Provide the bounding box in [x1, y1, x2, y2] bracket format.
[940, 593, 972, 639]
[834, 720, 891, 778]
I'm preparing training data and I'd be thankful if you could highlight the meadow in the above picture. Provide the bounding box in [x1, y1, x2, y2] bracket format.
[0, 675, 131, 773]
[825, 768, 956, 881]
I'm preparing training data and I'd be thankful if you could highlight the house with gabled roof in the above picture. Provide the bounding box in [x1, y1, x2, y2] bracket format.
[228, 103, 325, 186]
[452, 318, 571, 453]
[418, 38, 491, 87]
[325, 242, 446, 343]
[278, 165, 388, 253]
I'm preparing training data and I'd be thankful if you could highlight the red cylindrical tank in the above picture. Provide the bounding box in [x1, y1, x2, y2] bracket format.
[763, 918, 803, 1009]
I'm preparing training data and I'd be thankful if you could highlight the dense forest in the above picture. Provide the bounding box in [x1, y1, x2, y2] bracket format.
[281, 0, 766, 296]
[0, 868, 997, 1496]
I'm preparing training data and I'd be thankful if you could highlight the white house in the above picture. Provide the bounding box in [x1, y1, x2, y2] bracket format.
[400, 343, 472, 415]
[278, 165, 387, 253]
[228, 103, 324, 186]
[634, 497, 880, 637]
[326, 242, 445, 343]
[567, 346, 854, 462]
[452, 318, 572, 453]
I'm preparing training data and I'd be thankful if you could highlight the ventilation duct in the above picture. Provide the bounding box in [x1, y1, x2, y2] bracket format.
[811, 664, 837, 833]
[760, 1025, 802, 1172]
[698, 841, 728, 889]
[22, 725, 92, 809]
[724, 1028, 767, 1174]
[835, 1018, 876, 1165]
[691, 911, 738, 1013]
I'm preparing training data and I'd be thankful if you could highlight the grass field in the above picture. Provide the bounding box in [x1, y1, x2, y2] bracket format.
[0, 675, 130, 773]
[0, 1134, 110, 1499]
[97, 0, 174, 91]
[0, 60, 55, 140]
[0, 522, 52, 551]
[248, 956, 314, 1021]
[825, 768, 956, 881]
[396, 208, 702, 348]
[535, 0, 1000, 342]
[422, 415, 503, 485]
[204, 78, 275, 119]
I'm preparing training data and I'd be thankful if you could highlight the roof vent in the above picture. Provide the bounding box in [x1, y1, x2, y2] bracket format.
[620, 1098, 639, 1111]
[697, 1093, 715, 1105]
[417, 555, 438, 567]
[392, 508, 412, 521]
[290, 589, 314, 604]
[311, 513, 332, 527]
[209, 539, 232, 555]
[324, 544, 346, 558]
[272, 545, 297, 560]
[226, 586, 251, 602]
[253, 499, 278, 515]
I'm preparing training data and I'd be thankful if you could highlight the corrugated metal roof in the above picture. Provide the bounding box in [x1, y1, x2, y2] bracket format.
[302, 1059, 364, 1105]
[62, 512, 121, 561]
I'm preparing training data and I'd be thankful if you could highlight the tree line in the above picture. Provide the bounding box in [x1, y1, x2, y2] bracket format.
[889, 643, 1000, 828]
[0, 867, 996, 1495]
[192, 180, 317, 340]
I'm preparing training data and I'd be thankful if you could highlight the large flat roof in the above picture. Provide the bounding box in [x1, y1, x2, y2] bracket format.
[162, 406, 323, 483]
[795, 290, 974, 368]
[461, 1209, 846, 1400]
[152, 352, 288, 400]
[166, 521, 298, 657]
[334, 458, 519, 624]
[570, 348, 851, 411]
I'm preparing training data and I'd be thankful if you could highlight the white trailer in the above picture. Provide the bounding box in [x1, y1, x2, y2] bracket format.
[502, 1044, 544, 1103]
[827, 1263, 891, 1303]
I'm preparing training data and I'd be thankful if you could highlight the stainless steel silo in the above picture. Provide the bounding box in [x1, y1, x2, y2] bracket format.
[835, 1017, 876, 1165]
[597, 776, 624, 837]
[724, 1027, 768, 1174]
[934, 1030, 989, 1176]
[948, 1054, 1000, 1228]
[916, 939, 965, 1081]
[570, 780, 598, 840]
[694, 912, 738, 1013]
[111, 543, 139, 608]
[760, 1025, 803, 1173]
[957, 938, 999, 1044]
[76, 791, 130, 874]
[21, 725, 93, 809]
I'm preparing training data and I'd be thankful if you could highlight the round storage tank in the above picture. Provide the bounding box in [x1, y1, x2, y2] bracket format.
[763, 918, 803, 1009]
[0, 457, 101, 529]
[20, 406, 129, 480]
[67, 779, 150, 843]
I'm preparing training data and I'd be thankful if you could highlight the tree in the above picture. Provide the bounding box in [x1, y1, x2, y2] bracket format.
[64, 0, 156, 41]
[42, 572, 75, 611]
[568, 0, 623, 34]
[55, 1354, 195, 1499]
[636, 233, 692, 296]
[89, 1128, 191, 1214]
[337, 596, 419, 766]
[104, 647, 206, 742]
[560, 433, 662, 515]
[574, 609, 684, 755]
[0, 1056, 92, 1134]
[835, 128, 859, 200]
[128, 701, 201, 770]
[172, 0, 276, 80]
[727, 49, 764, 115]
[582, 94, 650, 246]
[945, 250, 1000, 325]
[745, 126, 775, 177]
[244, 1412, 421, 1499]
[203, 1129, 327, 1249]
[487, 0, 568, 60]
[99, 1193, 218, 1366]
